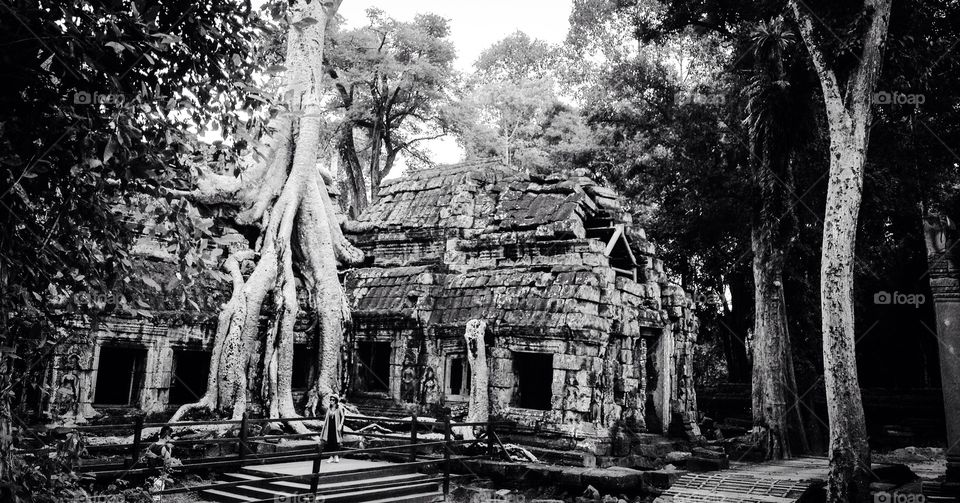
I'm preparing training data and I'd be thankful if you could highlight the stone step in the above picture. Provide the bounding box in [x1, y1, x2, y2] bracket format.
[227, 485, 297, 500]
[321, 481, 440, 503]
[204, 462, 440, 503]
[201, 489, 260, 503]
[238, 460, 416, 484]
[360, 491, 442, 503]
[267, 472, 431, 493]
[204, 476, 440, 503]
[202, 487, 442, 503]
[219, 472, 262, 483]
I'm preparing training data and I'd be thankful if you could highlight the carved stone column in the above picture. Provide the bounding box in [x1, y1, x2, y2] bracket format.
[923, 215, 960, 484]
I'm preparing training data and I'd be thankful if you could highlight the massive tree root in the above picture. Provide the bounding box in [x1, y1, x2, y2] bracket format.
[457, 320, 489, 440]
[168, 0, 360, 432]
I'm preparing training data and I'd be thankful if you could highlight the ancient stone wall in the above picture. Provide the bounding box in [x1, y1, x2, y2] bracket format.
[47, 316, 215, 423]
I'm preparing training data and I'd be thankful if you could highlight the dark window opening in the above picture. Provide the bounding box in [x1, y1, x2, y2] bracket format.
[291, 343, 312, 390]
[357, 341, 391, 393]
[446, 356, 471, 396]
[584, 212, 616, 231]
[644, 336, 662, 432]
[94, 346, 146, 406]
[170, 350, 210, 405]
[513, 352, 553, 410]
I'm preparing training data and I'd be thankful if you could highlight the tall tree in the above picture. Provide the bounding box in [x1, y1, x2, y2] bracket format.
[170, 0, 363, 425]
[474, 31, 560, 81]
[788, 0, 892, 500]
[743, 16, 808, 459]
[325, 9, 458, 215]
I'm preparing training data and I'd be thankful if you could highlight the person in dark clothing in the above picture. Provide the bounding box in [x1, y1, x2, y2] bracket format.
[145, 425, 173, 463]
[320, 395, 345, 463]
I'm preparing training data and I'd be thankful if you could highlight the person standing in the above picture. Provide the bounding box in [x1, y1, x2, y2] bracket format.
[321, 395, 346, 463]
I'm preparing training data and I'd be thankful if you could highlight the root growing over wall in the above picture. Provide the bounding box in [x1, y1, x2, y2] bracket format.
[168, 0, 361, 431]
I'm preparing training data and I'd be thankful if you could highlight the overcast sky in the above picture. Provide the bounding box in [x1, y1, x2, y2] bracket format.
[337, 0, 574, 72]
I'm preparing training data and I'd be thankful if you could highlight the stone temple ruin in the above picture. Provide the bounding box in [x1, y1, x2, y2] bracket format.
[41, 160, 701, 459]
[342, 160, 700, 454]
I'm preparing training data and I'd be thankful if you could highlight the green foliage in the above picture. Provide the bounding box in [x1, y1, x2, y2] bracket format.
[0, 0, 280, 495]
[458, 32, 596, 174]
[0, 0, 274, 324]
[3, 430, 91, 503]
[474, 31, 560, 82]
[326, 9, 459, 175]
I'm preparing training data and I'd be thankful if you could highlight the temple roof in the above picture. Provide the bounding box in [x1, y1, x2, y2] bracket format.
[354, 159, 633, 238]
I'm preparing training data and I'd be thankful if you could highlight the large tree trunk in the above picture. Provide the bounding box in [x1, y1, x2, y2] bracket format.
[748, 88, 806, 458]
[820, 131, 872, 502]
[368, 127, 383, 205]
[460, 320, 488, 440]
[751, 225, 807, 459]
[169, 0, 363, 428]
[790, 0, 890, 499]
[337, 125, 367, 217]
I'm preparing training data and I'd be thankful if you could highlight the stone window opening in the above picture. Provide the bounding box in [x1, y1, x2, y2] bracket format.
[586, 223, 638, 280]
[169, 349, 210, 405]
[356, 340, 391, 393]
[445, 355, 471, 398]
[512, 351, 553, 410]
[93, 346, 146, 407]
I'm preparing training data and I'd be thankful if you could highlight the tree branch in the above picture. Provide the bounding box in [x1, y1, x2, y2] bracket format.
[788, 1, 844, 119]
[850, 0, 892, 126]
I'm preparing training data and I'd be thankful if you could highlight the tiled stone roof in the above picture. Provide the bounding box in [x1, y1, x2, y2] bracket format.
[357, 159, 634, 238]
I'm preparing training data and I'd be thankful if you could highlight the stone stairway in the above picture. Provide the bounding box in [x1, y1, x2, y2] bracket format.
[201, 459, 443, 503]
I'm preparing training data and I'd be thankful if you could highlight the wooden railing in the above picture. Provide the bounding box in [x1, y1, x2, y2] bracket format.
[15, 407, 509, 499]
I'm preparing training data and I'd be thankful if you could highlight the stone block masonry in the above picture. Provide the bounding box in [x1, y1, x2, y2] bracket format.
[342, 160, 701, 456]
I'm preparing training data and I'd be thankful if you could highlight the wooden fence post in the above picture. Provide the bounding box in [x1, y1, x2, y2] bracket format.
[238, 412, 249, 460]
[409, 412, 418, 463]
[128, 415, 144, 468]
[442, 408, 451, 497]
[310, 443, 323, 495]
[486, 415, 495, 457]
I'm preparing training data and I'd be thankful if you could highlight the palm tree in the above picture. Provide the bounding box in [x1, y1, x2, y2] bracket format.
[742, 15, 809, 459]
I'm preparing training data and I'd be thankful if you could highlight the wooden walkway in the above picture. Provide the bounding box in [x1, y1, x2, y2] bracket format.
[657, 456, 829, 503]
